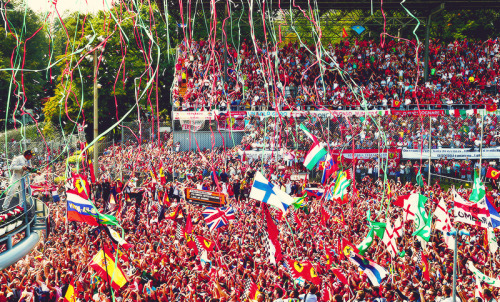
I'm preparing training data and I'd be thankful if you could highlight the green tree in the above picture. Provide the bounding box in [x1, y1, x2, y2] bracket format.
[43, 2, 176, 140]
[0, 1, 50, 128]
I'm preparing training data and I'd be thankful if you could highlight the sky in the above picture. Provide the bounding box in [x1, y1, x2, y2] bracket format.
[25, 0, 111, 14]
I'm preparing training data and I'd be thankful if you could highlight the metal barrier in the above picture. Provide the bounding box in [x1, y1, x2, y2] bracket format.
[173, 103, 488, 112]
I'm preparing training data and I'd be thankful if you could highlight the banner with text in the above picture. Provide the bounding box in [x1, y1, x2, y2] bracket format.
[402, 147, 500, 159]
[331, 149, 402, 163]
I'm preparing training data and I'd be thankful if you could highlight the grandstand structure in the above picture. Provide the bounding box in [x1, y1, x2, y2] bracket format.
[168, 0, 500, 150]
[0, 176, 49, 269]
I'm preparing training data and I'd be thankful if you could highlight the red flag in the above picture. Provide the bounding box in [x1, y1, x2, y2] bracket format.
[392, 99, 402, 108]
[342, 27, 348, 38]
[286, 259, 321, 285]
[88, 161, 96, 184]
[486, 167, 500, 180]
[321, 207, 330, 226]
[340, 238, 359, 259]
[332, 268, 349, 285]
[197, 235, 215, 252]
[421, 251, 430, 281]
[394, 194, 410, 208]
[486, 103, 498, 112]
[185, 214, 193, 234]
[294, 211, 302, 228]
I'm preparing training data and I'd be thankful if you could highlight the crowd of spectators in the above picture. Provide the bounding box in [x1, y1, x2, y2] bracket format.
[1, 138, 500, 301]
[172, 38, 500, 111]
[236, 113, 500, 153]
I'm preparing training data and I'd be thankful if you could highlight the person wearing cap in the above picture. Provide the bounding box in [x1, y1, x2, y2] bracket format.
[2, 150, 34, 210]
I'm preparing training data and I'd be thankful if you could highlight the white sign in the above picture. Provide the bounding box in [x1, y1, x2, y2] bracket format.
[290, 173, 308, 181]
[179, 120, 205, 132]
[246, 110, 389, 118]
[238, 150, 283, 160]
[173, 111, 215, 120]
[402, 147, 500, 159]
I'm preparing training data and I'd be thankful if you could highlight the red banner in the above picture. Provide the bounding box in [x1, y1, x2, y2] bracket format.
[331, 149, 402, 164]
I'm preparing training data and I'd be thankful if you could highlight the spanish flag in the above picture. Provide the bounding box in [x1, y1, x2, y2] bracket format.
[159, 166, 166, 185]
[63, 279, 76, 302]
[89, 248, 128, 291]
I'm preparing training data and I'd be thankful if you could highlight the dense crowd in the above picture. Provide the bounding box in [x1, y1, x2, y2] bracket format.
[1, 139, 500, 302]
[237, 113, 500, 152]
[172, 38, 500, 111]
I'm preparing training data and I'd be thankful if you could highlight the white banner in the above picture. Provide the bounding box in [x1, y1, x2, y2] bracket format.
[179, 120, 205, 132]
[238, 150, 283, 160]
[246, 110, 389, 119]
[402, 147, 500, 160]
[173, 111, 215, 120]
[453, 191, 492, 228]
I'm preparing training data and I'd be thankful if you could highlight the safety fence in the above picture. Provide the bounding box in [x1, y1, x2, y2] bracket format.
[0, 122, 80, 163]
[170, 109, 500, 185]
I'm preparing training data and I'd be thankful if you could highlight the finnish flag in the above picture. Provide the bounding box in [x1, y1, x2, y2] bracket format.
[249, 172, 294, 213]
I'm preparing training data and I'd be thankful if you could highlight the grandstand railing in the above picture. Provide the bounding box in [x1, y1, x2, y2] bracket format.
[172, 103, 488, 112]
[0, 176, 48, 259]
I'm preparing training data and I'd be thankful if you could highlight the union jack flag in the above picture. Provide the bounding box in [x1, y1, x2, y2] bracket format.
[202, 207, 235, 232]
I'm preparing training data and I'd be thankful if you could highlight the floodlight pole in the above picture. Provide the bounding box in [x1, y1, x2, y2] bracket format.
[223, 4, 228, 85]
[424, 4, 445, 83]
[93, 51, 99, 180]
[428, 117, 432, 185]
[423, 14, 432, 83]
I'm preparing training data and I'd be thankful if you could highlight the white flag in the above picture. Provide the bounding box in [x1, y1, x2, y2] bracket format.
[382, 219, 400, 258]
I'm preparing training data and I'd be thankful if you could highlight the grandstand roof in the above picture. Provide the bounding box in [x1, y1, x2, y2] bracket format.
[159, 0, 500, 14]
[276, 0, 500, 11]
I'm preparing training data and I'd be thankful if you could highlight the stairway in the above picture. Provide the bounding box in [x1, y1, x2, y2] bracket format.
[179, 83, 187, 97]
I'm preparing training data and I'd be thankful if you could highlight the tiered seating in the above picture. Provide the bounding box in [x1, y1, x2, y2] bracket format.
[171, 39, 500, 111]
[0, 206, 25, 236]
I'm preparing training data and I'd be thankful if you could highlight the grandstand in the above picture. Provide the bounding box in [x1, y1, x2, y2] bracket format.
[171, 39, 499, 112]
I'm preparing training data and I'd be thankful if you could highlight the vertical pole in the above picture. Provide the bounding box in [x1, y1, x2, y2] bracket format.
[93, 51, 99, 180]
[479, 113, 484, 174]
[452, 230, 458, 302]
[424, 14, 432, 83]
[327, 117, 330, 146]
[223, 5, 228, 85]
[428, 117, 432, 185]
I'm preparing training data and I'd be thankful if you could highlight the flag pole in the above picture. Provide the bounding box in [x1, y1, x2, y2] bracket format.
[98, 221, 114, 301]
[479, 113, 484, 178]
[428, 116, 432, 186]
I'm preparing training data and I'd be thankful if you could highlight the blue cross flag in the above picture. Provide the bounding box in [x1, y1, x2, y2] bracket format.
[249, 172, 294, 213]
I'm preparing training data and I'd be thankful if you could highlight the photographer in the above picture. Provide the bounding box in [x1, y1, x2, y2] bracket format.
[2, 150, 35, 210]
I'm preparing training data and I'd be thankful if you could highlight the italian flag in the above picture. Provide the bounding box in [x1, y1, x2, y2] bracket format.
[304, 142, 327, 170]
[445, 109, 482, 117]
[300, 123, 318, 144]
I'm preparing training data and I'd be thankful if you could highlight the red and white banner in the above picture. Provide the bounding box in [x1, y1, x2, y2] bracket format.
[331, 149, 402, 164]
[453, 191, 492, 229]
[218, 111, 247, 131]
[173, 111, 215, 120]
[390, 110, 444, 117]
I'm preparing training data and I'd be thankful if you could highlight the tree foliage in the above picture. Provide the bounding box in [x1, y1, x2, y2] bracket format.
[0, 1, 50, 128]
[43, 2, 176, 138]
